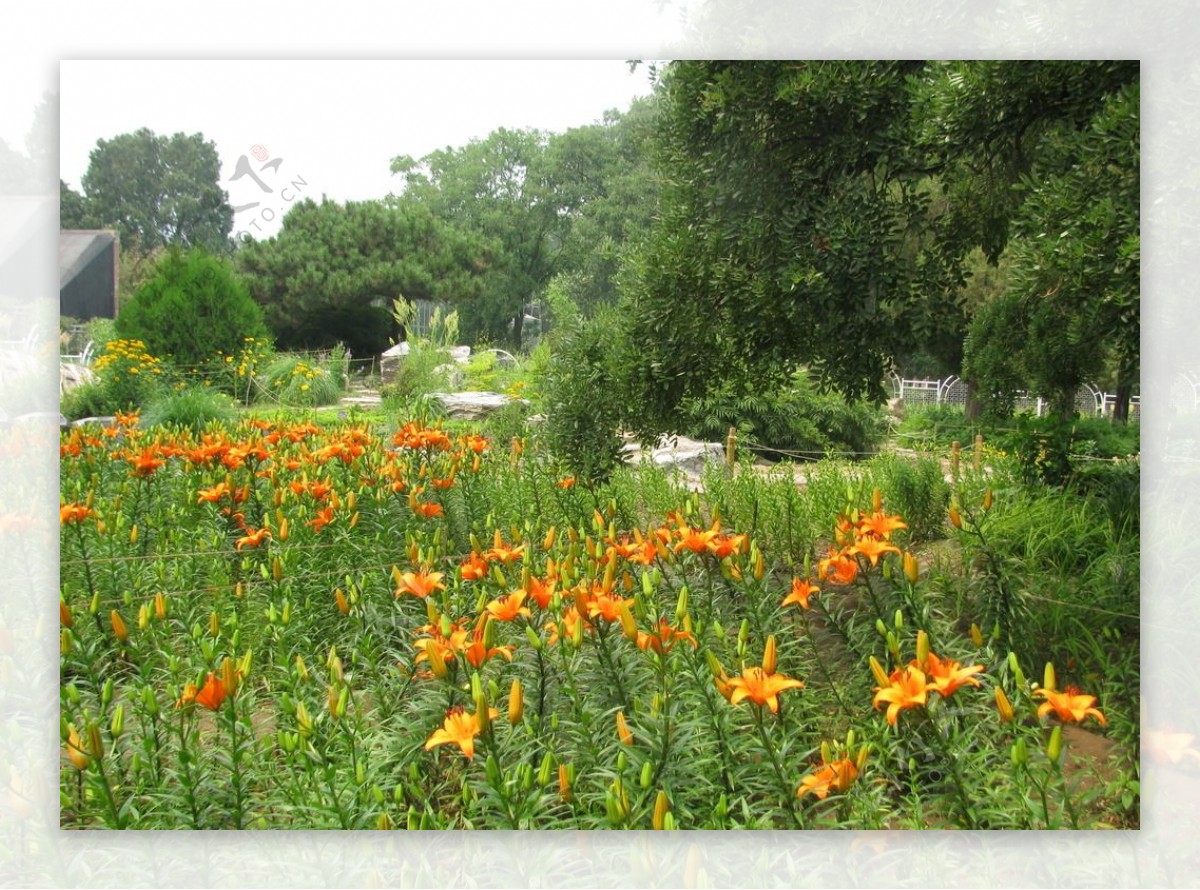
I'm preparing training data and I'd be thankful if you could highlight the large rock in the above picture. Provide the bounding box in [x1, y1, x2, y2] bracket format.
[621, 434, 725, 478]
[429, 391, 517, 421]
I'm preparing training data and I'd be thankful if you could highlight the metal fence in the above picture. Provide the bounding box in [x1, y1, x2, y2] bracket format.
[888, 374, 1139, 421]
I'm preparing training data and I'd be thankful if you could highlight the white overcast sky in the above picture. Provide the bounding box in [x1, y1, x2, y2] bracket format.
[57, 60, 661, 238]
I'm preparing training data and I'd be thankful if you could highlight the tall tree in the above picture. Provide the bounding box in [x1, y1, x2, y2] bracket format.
[618, 61, 963, 436]
[392, 128, 571, 348]
[236, 197, 491, 357]
[79, 128, 234, 254]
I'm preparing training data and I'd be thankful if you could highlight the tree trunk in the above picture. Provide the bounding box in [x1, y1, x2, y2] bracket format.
[964, 378, 982, 420]
[1112, 362, 1136, 424]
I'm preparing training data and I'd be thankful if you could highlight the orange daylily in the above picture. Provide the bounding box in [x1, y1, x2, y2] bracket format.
[196, 482, 231, 503]
[920, 652, 985, 699]
[849, 536, 900, 567]
[781, 578, 820, 610]
[587, 591, 631, 623]
[60, 503, 94, 525]
[485, 531, 526, 564]
[857, 511, 908, 540]
[396, 570, 447, 599]
[411, 500, 444, 519]
[235, 527, 271, 550]
[709, 533, 749, 560]
[308, 506, 335, 533]
[424, 705, 497, 759]
[724, 666, 805, 713]
[485, 590, 532, 622]
[797, 758, 859, 800]
[873, 665, 929, 726]
[1033, 686, 1107, 726]
[194, 672, 228, 711]
[556, 476, 577, 490]
[459, 553, 489, 581]
[524, 574, 556, 609]
[128, 447, 166, 477]
[636, 618, 697, 655]
[817, 549, 859, 585]
[673, 523, 720, 555]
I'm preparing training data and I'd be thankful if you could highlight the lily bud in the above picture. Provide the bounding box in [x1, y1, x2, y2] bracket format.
[559, 764, 573, 803]
[296, 701, 314, 736]
[86, 722, 104, 762]
[915, 629, 930, 669]
[1011, 737, 1028, 767]
[617, 601, 638, 642]
[1046, 725, 1063, 764]
[983, 488, 994, 512]
[221, 656, 239, 698]
[1043, 662, 1057, 693]
[675, 586, 689, 622]
[970, 623, 984, 647]
[903, 552, 919, 584]
[543, 525, 557, 551]
[335, 588, 350, 615]
[474, 695, 491, 734]
[295, 654, 309, 682]
[129, 523, 138, 545]
[652, 790, 670, 830]
[209, 611, 220, 637]
[872, 487, 883, 513]
[995, 686, 1015, 723]
[137, 603, 150, 630]
[616, 710, 633, 745]
[154, 592, 167, 621]
[762, 635, 778, 675]
[869, 655, 890, 687]
[65, 724, 90, 770]
[949, 506, 962, 529]
[508, 678, 524, 725]
[110, 609, 128, 643]
[278, 516, 289, 542]
[272, 556, 283, 582]
[60, 601, 73, 628]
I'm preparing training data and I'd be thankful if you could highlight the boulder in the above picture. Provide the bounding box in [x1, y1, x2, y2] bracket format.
[621, 434, 725, 478]
[429, 391, 517, 421]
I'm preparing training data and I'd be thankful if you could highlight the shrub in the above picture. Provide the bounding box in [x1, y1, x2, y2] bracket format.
[141, 385, 238, 432]
[117, 247, 269, 368]
[679, 370, 885, 459]
[538, 307, 626, 484]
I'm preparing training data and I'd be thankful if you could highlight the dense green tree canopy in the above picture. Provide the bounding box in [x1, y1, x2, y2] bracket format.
[77, 128, 234, 253]
[117, 248, 268, 367]
[613, 60, 1139, 436]
[236, 197, 491, 357]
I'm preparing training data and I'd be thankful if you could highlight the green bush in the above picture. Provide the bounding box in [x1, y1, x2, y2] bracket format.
[60, 381, 112, 421]
[117, 247, 269, 368]
[141, 385, 238, 431]
[679, 370, 885, 460]
[61, 338, 170, 418]
[538, 307, 626, 484]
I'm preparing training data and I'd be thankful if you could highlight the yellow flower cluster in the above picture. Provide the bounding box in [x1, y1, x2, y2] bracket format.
[216, 336, 272, 380]
[92, 339, 164, 378]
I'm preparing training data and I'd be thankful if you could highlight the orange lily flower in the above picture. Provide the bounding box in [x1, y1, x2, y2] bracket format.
[424, 705, 497, 759]
[460, 553, 489, 581]
[197, 482, 231, 503]
[587, 592, 631, 623]
[709, 533, 749, 560]
[781, 578, 820, 610]
[461, 635, 516, 669]
[857, 511, 908, 540]
[396, 570, 447, 599]
[920, 652, 985, 698]
[485, 531, 526, 564]
[525, 574, 556, 609]
[850, 536, 900, 567]
[817, 549, 859, 585]
[308, 506, 335, 533]
[1033, 686, 1107, 726]
[60, 503, 94, 525]
[873, 665, 929, 726]
[194, 672, 228, 710]
[235, 527, 271, 550]
[128, 447, 165, 477]
[411, 500, 444, 519]
[797, 758, 859, 800]
[556, 476, 577, 490]
[485, 590, 532, 622]
[674, 523, 719, 555]
[636, 618, 697, 655]
[725, 666, 805, 713]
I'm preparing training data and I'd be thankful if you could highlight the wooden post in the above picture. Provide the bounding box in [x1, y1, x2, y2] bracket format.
[950, 440, 961, 478]
[974, 434, 983, 472]
[725, 426, 737, 472]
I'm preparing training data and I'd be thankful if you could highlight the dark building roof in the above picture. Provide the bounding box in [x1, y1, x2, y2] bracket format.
[60, 230, 118, 320]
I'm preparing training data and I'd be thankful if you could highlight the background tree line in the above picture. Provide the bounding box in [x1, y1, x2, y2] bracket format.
[63, 61, 1138, 429]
